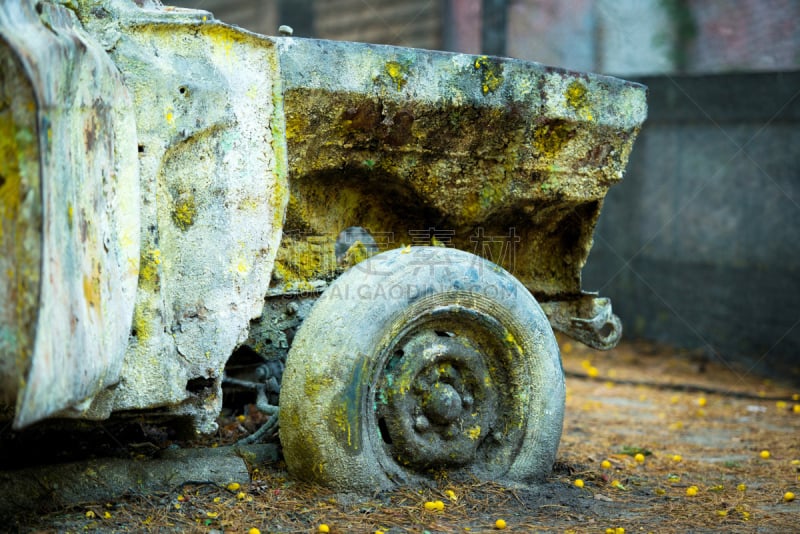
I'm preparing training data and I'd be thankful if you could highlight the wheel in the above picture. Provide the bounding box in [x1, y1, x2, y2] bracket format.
[279, 246, 564, 491]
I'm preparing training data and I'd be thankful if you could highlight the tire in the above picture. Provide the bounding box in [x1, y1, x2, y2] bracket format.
[279, 246, 564, 491]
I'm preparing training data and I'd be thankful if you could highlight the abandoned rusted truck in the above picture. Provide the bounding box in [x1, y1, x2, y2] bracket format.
[0, 0, 646, 491]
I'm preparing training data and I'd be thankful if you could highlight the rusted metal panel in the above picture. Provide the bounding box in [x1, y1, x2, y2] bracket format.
[0, 0, 140, 427]
[275, 37, 646, 307]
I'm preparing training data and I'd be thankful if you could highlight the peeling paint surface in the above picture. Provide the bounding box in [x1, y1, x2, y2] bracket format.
[0, 0, 140, 427]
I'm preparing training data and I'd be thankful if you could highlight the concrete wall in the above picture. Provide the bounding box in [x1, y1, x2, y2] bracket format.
[582, 71, 800, 381]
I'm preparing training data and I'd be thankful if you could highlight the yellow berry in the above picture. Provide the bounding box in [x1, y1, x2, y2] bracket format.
[793, 404, 800, 413]
[237, 491, 246, 500]
[85, 511, 96, 519]
[697, 397, 707, 407]
[634, 453, 645, 464]
[226, 482, 241, 491]
[587, 366, 600, 378]
[760, 450, 771, 459]
[248, 529, 260, 534]
[237, 414, 246, 422]
[495, 518, 507, 529]
[606, 529, 615, 534]
[601, 460, 612, 469]
[615, 528, 625, 534]
[716, 510, 728, 517]
[319, 525, 330, 533]
[445, 489, 458, 501]
[686, 486, 698, 496]
[785, 492, 796, 502]
[672, 454, 682, 462]
[776, 401, 788, 409]
[737, 484, 747, 492]
[574, 479, 584, 488]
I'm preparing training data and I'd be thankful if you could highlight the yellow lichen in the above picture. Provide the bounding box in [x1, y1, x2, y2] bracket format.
[385, 61, 408, 91]
[172, 193, 196, 231]
[474, 56, 504, 94]
[138, 249, 162, 291]
[565, 81, 594, 121]
[532, 120, 576, 160]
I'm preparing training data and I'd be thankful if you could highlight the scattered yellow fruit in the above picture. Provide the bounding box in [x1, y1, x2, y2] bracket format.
[375, 531, 385, 534]
[236, 414, 246, 422]
[760, 450, 771, 459]
[606, 529, 615, 534]
[615, 528, 625, 534]
[248, 529, 260, 534]
[784, 492, 796, 502]
[206, 512, 218, 518]
[588, 366, 600, 378]
[85, 511, 96, 519]
[793, 393, 800, 401]
[716, 510, 728, 517]
[237, 492, 246, 500]
[793, 404, 800, 413]
[670, 395, 680, 404]
[226, 482, 241, 491]
[213, 497, 221, 503]
[634, 453, 645, 464]
[495, 518, 507, 529]
[574, 478, 584, 488]
[697, 397, 707, 407]
[737, 484, 747, 492]
[424, 500, 444, 511]
[445, 489, 458, 501]
[562, 342, 573, 353]
[686, 486, 698, 496]
[791, 459, 800, 465]
[776, 401, 788, 409]
[103, 511, 112, 519]
[601, 460, 612, 469]
[672, 454, 682, 462]
[318, 525, 330, 533]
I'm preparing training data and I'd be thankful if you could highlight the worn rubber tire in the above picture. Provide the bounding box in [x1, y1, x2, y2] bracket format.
[279, 246, 564, 491]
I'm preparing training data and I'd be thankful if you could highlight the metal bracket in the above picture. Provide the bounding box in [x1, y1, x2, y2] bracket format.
[540, 295, 622, 350]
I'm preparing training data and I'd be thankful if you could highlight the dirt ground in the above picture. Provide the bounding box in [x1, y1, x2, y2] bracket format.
[7, 337, 800, 533]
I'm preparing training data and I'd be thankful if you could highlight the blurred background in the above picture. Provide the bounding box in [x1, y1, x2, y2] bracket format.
[167, 0, 799, 383]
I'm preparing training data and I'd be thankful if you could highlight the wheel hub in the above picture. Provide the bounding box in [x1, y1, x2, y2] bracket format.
[376, 329, 498, 469]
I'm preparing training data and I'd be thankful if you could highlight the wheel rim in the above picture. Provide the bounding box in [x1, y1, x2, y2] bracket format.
[374, 304, 524, 474]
